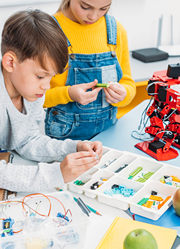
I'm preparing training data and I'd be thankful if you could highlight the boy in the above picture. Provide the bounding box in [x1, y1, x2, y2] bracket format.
[0, 9, 102, 192]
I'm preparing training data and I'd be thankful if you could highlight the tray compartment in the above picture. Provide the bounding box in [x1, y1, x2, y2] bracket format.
[83, 167, 99, 176]
[91, 169, 114, 181]
[68, 175, 91, 194]
[96, 176, 143, 210]
[151, 164, 180, 188]
[107, 153, 137, 174]
[119, 157, 163, 183]
[83, 179, 104, 198]
[96, 150, 123, 169]
[129, 181, 176, 220]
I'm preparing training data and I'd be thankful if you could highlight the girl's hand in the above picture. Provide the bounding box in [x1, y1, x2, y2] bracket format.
[68, 79, 102, 105]
[104, 83, 127, 104]
[60, 150, 100, 183]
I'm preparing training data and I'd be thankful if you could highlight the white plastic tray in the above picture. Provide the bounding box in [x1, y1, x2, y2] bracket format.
[67, 146, 179, 220]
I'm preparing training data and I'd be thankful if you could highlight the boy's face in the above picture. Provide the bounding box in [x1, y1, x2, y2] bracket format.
[68, 0, 112, 25]
[7, 55, 57, 102]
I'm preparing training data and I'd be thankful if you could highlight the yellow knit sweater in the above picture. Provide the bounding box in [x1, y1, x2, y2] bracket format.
[44, 12, 136, 119]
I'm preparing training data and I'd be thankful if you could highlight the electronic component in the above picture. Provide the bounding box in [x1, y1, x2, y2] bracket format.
[100, 158, 116, 169]
[167, 64, 180, 79]
[2, 218, 14, 230]
[1, 218, 14, 237]
[96, 83, 110, 88]
[57, 212, 69, 222]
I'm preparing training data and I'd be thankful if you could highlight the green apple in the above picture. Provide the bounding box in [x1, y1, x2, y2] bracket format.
[173, 188, 180, 216]
[123, 229, 158, 249]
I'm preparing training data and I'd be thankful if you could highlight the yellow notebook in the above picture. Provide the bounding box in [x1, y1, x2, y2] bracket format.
[96, 217, 177, 249]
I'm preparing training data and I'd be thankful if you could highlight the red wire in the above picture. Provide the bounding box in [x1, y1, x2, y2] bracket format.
[65, 209, 73, 223]
[47, 195, 66, 214]
[47, 195, 73, 222]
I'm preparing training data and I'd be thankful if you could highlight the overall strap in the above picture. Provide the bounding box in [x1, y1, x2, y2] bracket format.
[52, 16, 71, 47]
[105, 14, 117, 46]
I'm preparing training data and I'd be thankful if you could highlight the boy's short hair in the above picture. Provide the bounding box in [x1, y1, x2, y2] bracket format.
[1, 9, 68, 74]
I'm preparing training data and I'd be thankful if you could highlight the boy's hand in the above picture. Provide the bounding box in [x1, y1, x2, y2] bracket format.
[104, 83, 127, 104]
[68, 79, 102, 105]
[77, 141, 102, 160]
[60, 151, 100, 183]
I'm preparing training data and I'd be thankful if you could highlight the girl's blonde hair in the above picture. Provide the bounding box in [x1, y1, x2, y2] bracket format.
[57, 0, 111, 13]
[58, 0, 70, 12]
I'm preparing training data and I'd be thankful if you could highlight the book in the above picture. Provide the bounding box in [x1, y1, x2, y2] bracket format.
[96, 217, 177, 249]
[0, 151, 13, 163]
[0, 189, 7, 201]
[0, 151, 16, 201]
[0, 189, 17, 201]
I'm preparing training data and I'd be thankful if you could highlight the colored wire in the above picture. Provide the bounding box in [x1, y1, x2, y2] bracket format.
[47, 195, 66, 215]
[21, 193, 52, 217]
[64, 209, 73, 223]
[1, 199, 49, 219]
[163, 108, 177, 121]
[146, 81, 163, 95]
[131, 97, 155, 141]
[13, 229, 23, 233]
[0, 192, 72, 235]
[47, 195, 73, 222]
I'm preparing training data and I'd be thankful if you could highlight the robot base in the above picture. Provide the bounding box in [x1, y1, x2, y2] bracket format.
[135, 141, 179, 161]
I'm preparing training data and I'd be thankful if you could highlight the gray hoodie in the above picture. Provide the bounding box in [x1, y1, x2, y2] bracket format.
[0, 69, 78, 192]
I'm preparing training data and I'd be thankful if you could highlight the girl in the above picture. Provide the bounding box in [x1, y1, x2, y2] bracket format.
[44, 0, 136, 140]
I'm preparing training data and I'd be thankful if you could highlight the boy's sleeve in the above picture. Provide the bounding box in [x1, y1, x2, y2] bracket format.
[15, 97, 79, 163]
[112, 21, 136, 108]
[15, 133, 79, 163]
[0, 160, 64, 192]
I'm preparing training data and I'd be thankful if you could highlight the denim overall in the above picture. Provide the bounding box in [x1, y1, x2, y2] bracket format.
[45, 15, 123, 140]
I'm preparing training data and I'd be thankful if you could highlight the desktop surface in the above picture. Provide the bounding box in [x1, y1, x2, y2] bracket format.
[11, 100, 180, 248]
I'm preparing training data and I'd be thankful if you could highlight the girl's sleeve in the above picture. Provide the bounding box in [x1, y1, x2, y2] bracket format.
[112, 21, 136, 108]
[0, 160, 64, 192]
[43, 72, 73, 108]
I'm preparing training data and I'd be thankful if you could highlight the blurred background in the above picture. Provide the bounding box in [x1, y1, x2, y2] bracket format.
[0, 0, 180, 51]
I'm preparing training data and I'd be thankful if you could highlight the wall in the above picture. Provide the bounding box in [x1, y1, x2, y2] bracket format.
[0, 0, 180, 51]
[110, 0, 180, 50]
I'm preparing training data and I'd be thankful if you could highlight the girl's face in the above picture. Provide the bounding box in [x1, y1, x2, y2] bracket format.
[67, 0, 112, 25]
